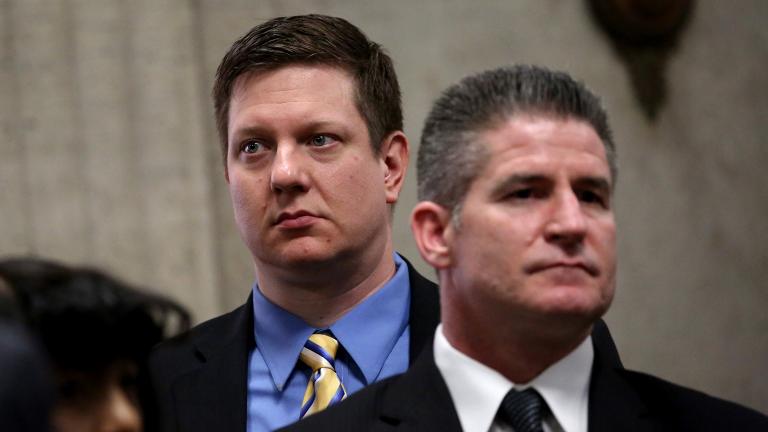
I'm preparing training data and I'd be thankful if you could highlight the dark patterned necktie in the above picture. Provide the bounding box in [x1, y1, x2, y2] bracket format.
[497, 388, 546, 432]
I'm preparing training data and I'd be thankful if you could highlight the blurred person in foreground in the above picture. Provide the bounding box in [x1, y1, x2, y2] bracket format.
[0, 257, 190, 432]
[282, 65, 768, 431]
[0, 280, 54, 432]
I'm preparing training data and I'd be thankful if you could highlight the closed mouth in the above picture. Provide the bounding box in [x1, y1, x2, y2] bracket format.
[526, 261, 599, 277]
[274, 210, 318, 226]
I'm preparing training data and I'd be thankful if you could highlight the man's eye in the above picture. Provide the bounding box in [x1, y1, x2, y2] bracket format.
[310, 134, 335, 147]
[242, 141, 263, 154]
[577, 190, 607, 207]
[508, 188, 534, 199]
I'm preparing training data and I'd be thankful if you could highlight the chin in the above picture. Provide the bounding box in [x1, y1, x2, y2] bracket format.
[253, 238, 338, 267]
[536, 289, 611, 323]
[278, 247, 339, 267]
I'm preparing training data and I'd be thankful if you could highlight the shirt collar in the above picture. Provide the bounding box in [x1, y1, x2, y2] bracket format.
[329, 253, 410, 384]
[532, 335, 593, 432]
[251, 285, 314, 392]
[434, 325, 512, 432]
[251, 253, 410, 391]
[434, 325, 593, 432]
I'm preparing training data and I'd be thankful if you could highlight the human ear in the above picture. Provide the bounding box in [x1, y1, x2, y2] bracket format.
[378, 131, 409, 204]
[411, 201, 453, 269]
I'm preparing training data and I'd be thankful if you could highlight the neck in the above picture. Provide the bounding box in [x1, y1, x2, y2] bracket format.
[256, 242, 397, 328]
[441, 289, 592, 384]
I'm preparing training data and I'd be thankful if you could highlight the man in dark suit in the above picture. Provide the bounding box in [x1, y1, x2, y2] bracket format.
[147, 15, 441, 432]
[281, 65, 768, 431]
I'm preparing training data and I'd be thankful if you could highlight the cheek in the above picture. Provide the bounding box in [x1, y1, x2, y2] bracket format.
[229, 177, 268, 227]
[470, 211, 539, 251]
[591, 219, 617, 290]
[229, 173, 263, 204]
[595, 220, 617, 258]
[53, 405, 92, 432]
[455, 223, 525, 270]
[324, 159, 385, 208]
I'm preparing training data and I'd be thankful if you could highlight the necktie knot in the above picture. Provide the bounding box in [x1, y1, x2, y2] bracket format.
[299, 332, 346, 418]
[498, 388, 546, 432]
[300, 333, 340, 371]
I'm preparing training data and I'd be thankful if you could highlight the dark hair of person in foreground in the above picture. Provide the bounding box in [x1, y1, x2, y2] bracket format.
[0, 257, 190, 432]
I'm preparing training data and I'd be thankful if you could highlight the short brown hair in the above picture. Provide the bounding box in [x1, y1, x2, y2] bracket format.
[212, 14, 403, 162]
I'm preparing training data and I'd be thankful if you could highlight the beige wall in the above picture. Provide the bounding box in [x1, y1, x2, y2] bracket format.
[1, 0, 766, 413]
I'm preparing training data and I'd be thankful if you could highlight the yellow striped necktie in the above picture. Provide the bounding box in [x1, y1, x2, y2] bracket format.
[299, 332, 347, 418]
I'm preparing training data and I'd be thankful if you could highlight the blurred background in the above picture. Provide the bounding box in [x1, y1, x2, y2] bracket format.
[1, 0, 766, 414]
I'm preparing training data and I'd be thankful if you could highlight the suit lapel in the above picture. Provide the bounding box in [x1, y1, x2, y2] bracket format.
[376, 345, 463, 432]
[402, 256, 441, 363]
[588, 333, 659, 432]
[168, 259, 438, 432]
[172, 297, 254, 432]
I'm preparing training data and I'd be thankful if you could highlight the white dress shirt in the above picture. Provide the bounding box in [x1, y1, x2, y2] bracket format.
[433, 325, 593, 432]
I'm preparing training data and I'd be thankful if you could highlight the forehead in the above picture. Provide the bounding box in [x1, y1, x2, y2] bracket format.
[226, 64, 366, 143]
[476, 114, 610, 179]
[230, 64, 357, 110]
[229, 64, 359, 126]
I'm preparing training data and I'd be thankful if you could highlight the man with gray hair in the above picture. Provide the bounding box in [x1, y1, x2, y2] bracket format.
[282, 64, 768, 431]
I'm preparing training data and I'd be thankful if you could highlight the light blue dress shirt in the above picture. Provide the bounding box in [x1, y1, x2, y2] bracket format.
[246, 253, 411, 431]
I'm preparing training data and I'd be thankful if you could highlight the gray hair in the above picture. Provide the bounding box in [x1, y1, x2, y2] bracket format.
[417, 64, 617, 220]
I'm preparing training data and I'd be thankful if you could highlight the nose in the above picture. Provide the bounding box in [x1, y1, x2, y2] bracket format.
[98, 386, 141, 432]
[543, 190, 587, 251]
[270, 143, 309, 193]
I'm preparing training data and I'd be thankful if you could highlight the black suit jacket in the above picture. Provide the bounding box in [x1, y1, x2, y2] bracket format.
[148, 258, 440, 432]
[282, 327, 768, 432]
[148, 257, 622, 432]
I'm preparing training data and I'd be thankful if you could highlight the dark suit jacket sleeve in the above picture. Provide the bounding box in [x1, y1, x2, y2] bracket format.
[282, 321, 768, 432]
[605, 369, 768, 431]
[401, 256, 441, 363]
[147, 301, 253, 432]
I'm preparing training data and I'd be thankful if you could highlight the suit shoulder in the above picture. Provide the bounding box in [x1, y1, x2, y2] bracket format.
[621, 369, 768, 429]
[149, 303, 248, 375]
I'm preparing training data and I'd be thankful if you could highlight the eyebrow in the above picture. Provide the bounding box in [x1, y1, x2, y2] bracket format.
[490, 174, 548, 196]
[229, 125, 269, 141]
[491, 174, 613, 196]
[574, 177, 613, 195]
[229, 120, 350, 142]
